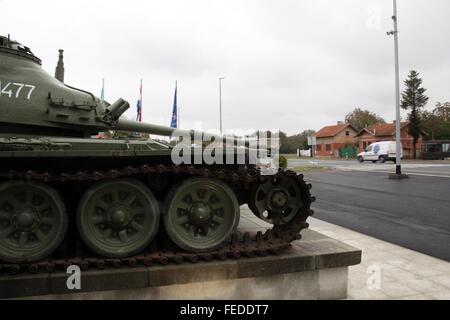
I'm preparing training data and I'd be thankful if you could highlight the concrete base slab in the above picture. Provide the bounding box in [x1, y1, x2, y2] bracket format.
[1, 230, 361, 300]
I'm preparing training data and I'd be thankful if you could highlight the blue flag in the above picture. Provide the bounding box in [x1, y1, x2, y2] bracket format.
[170, 82, 178, 128]
[100, 78, 105, 101]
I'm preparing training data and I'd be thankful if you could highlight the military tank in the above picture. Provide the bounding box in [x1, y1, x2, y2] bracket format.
[0, 35, 314, 274]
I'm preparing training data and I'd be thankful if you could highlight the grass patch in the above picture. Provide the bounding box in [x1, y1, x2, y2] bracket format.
[280, 154, 301, 159]
[291, 166, 331, 173]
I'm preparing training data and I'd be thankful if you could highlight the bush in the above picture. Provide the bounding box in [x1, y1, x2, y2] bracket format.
[279, 156, 288, 169]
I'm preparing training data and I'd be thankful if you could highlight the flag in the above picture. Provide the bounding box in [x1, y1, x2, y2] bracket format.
[170, 81, 178, 128]
[100, 78, 105, 101]
[136, 80, 143, 122]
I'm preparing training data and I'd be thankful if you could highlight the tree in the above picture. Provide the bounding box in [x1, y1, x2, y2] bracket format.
[279, 131, 290, 154]
[279, 130, 316, 154]
[298, 130, 316, 150]
[433, 102, 450, 121]
[401, 70, 429, 159]
[345, 108, 385, 132]
[422, 102, 450, 140]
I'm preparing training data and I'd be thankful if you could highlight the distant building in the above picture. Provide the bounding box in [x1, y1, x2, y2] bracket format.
[356, 122, 424, 159]
[421, 140, 450, 160]
[314, 122, 358, 157]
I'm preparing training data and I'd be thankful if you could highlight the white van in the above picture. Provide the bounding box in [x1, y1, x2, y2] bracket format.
[357, 141, 403, 163]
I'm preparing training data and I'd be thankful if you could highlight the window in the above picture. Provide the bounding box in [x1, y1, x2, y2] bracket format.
[346, 131, 350, 136]
[326, 144, 331, 152]
[366, 145, 373, 152]
[443, 144, 450, 153]
[316, 145, 322, 152]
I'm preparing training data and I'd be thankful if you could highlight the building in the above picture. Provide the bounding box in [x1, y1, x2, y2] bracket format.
[314, 122, 358, 157]
[421, 140, 450, 160]
[356, 122, 424, 159]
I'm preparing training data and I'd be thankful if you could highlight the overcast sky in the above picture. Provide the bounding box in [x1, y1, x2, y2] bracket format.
[1, 0, 450, 135]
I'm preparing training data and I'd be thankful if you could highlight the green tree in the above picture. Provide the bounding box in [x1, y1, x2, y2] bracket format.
[433, 102, 450, 121]
[279, 131, 290, 154]
[278, 130, 316, 154]
[401, 70, 429, 159]
[422, 102, 450, 140]
[345, 108, 385, 132]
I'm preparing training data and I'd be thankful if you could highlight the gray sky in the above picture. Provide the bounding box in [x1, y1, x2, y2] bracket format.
[2, 0, 450, 135]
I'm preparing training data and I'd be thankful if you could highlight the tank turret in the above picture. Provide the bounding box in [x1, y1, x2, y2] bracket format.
[0, 35, 112, 137]
[0, 35, 245, 144]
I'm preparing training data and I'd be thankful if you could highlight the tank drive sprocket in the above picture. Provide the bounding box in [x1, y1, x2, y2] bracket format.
[249, 175, 304, 226]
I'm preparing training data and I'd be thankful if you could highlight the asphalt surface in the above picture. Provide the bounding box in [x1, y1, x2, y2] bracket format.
[302, 170, 450, 261]
[290, 158, 450, 178]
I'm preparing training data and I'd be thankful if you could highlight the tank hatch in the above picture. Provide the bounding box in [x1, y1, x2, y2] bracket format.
[0, 35, 42, 65]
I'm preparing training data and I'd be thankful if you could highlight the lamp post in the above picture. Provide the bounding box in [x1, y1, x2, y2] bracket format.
[387, 0, 404, 177]
[219, 77, 225, 134]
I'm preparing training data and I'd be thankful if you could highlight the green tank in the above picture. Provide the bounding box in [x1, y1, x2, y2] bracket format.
[0, 35, 314, 272]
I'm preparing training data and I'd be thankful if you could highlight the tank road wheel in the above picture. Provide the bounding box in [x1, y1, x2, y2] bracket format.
[0, 181, 68, 263]
[77, 178, 160, 258]
[163, 178, 240, 253]
[249, 176, 303, 225]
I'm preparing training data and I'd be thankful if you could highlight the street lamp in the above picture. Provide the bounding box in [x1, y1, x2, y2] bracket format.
[387, 0, 405, 178]
[219, 77, 225, 134]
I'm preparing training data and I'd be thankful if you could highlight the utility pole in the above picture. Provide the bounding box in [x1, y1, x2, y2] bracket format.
[219, 77, 225, 134]
[388, 0, 406, 178]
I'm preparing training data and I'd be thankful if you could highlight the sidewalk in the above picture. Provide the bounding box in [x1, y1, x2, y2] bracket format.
[241, 207, 450, 300]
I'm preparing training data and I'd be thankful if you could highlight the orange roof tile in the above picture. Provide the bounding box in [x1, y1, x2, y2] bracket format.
[315, 124, 349, 138]
[358, 122, 409, 137]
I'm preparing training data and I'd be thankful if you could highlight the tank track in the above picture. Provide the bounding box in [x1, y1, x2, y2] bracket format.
[0, 164, 315, 275]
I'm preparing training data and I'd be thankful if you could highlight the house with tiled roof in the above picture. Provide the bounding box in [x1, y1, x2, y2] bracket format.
[314, 122, 358, 157]
[356, 121, 425, 159]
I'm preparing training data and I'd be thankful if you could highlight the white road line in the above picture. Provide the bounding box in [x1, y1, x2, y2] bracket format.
[337, 168, 450, 178]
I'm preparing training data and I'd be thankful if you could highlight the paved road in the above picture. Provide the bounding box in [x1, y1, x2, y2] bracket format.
[290, 158, 450, 178]
[303, 170, 450, 261]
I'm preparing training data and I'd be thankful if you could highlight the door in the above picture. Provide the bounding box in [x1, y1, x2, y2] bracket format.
[364, 145, 377, 161]
[372, 144, 382, 159]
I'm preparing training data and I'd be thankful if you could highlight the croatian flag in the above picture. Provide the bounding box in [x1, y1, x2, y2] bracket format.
[170, 81, 178, 129]
[136, 80, 143, 122]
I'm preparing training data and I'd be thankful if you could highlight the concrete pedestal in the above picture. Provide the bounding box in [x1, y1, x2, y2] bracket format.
[0, 230, 361, 300]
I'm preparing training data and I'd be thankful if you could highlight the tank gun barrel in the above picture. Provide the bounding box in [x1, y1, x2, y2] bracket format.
[99, 99, 250, 146]
[116, 119, 184, 137]
[115, 119, 249, 146]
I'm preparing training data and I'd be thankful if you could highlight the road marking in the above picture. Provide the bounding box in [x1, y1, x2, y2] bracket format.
[337, 168, 450, 178]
